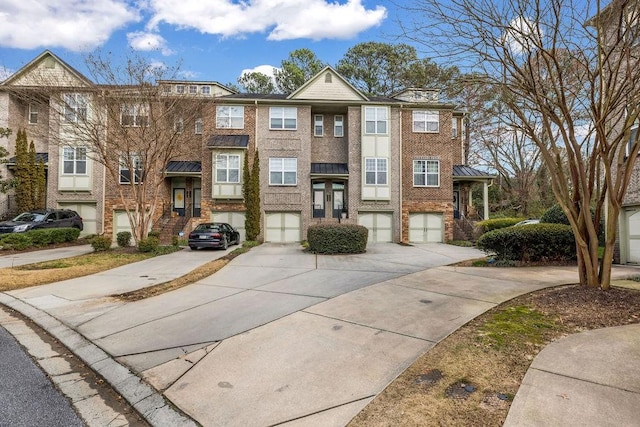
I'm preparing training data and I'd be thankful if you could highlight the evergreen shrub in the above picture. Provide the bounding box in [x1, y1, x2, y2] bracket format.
[307, 224, 368, 254]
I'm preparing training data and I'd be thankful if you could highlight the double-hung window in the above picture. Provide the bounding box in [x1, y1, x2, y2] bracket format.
[215, 154, 241, 183]
[314, 115, 323, 136]
[269, 158, 297, 185]
[452, 118, 458, 138]
[195, 118, 203, 135]
[189, 85, 198, 94]
[216, 106, 244, 129]
[62, 147, 87, 175]
[334, 115, 344, 137]
[270, 107, 297, 130]
[364, 107, 387, 134]
[414, 160, 440, 187]
[120, 104, 149, 127]
[176, 85, 185, 94]
[365, 158, 387, 185]
[28, 103, 39, 124]
[119, 154, 143, 184]
[201, 86, 211, 95]
[174, 117, 184, 134]
[64, 94, 87, 123]
[413, 111, 439, 133]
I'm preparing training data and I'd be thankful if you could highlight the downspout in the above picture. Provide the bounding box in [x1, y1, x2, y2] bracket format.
[399, 105, 403, 243]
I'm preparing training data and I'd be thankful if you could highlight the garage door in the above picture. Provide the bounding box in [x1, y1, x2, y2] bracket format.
[265, 212, 301, 242]
[409, 213, 443, 243]
[57, 202, 97, 236]
[114, 211, 133, 241]
[212, 211, 246, 242]
[358, 212, 393, 243]
[626, 208, 640, 263]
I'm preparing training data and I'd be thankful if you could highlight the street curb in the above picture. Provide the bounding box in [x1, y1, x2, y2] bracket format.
[0, 292, 197, 427]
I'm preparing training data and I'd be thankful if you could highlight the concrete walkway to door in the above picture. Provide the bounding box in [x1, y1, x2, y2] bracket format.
[1, 243, 639, 426]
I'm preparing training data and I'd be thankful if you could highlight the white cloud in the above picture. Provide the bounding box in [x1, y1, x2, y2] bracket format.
[147, 0, 387, 40]
[502, 16, 541, 55]
[0, 0, 139, 50]
[240, 65, 278, 80]
[127, 31, 174, 56]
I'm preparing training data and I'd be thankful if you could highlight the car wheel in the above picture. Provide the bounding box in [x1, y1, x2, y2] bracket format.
[190, 246, 197, 250]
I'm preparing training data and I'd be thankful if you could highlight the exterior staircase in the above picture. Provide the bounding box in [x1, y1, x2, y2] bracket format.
[453, 216, 478, 242]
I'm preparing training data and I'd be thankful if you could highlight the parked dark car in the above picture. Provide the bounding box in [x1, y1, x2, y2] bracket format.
[0, 209, 83, 234]
[188, 222, 240, 250]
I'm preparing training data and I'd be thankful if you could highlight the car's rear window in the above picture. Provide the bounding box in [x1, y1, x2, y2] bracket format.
[194, 224, 221, 232]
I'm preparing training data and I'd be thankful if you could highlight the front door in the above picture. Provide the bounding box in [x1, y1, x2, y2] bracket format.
[193, 188, 201, 217]
[173, 188, 185, 216]
[313, 189, 325, 218]
[333, 189, 344, 218]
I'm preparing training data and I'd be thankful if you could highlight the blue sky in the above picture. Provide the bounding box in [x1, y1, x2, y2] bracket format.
[0, 0, 406, 87]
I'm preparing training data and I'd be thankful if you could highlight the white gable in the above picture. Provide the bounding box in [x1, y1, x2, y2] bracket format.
[289, 67, 367, 101]
[4, 52, 92, 88]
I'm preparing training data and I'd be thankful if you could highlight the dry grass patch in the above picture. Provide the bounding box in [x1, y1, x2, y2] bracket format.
[348, 284, 640, 427]
[0, 250, 153, 292]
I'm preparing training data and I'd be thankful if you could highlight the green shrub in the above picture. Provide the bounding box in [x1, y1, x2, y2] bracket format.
[171, 235, 179, 246]
[49, 228, 80, 244]
[540, 204, 570, 225]
[116, 231, 132, 247]
[152, 244, 181, 255]
[477, 223, 576, 263]
[91, 235, 112, 252]
[148, 230, 161, 239]
[138, 237, 160, 253]
[27, 229, 52, 246]
[307, 224, 368, 254]
[477, 218, 526, 234]
[0, 233, 33, 250]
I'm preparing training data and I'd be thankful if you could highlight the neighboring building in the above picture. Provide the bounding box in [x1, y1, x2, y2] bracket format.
[0, 51, 494, 244]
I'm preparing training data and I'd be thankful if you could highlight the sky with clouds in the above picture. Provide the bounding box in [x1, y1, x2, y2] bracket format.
[0, 0, 404, 86]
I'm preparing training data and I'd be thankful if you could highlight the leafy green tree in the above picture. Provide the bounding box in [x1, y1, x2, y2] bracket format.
[245, 150, 261, 241]
[336, 42, 418, 96]
[402, 58, 461, 99]
[274, 49, 325, 94]
[238, 71, 276, 94]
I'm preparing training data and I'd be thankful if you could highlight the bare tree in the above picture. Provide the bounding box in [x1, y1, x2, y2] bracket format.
[6, 51, 206, 244]
[401, 0, 640, 289]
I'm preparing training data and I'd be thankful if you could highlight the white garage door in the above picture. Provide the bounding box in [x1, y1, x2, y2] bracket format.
[626, 208, 640, 263]
[212, 211, 246, 242]
[409, 213, 443, 243]
[57, 202, 97, 236]
[114, 211, 133, 241]
[358, 212, 393, 243]
[265, 212, 301, 243]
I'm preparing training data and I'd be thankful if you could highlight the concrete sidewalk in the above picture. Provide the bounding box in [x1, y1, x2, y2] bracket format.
[1, 243, 639, 426]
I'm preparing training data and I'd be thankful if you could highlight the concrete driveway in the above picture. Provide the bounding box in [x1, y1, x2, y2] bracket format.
[2, 243, 639, 426]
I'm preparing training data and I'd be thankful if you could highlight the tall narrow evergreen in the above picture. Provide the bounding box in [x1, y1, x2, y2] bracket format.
[14, 129, 32, 212]
[245, 150, 261, 241]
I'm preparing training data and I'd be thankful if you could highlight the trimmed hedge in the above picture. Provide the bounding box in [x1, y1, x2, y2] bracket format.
[307, 224, 368, 254]
[476, 217, 526, 234]
[477, 223, 576, 263]
[116, 231, 132, 247]
[138, 236, 160, 253]
[91, 235, 112, 251]
[0, 227, 81, 251]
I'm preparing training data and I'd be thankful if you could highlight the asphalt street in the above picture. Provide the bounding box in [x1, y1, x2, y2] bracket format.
[0, 325, 84, 427]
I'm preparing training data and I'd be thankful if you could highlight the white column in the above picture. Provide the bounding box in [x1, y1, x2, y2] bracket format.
[483, 181, 489, 220]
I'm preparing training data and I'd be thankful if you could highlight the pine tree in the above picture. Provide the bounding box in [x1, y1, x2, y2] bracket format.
[245, 150, 261, 241]
[28, 141, 38, 208]
[35, 158, 46, 208]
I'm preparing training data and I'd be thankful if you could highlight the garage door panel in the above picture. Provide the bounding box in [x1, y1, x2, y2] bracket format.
[627, 209, 640, 263]
[58, 202, 97, 236]
[212, 212, 246, 242]
[409, 213, 443, 243]
[265, 212, 300, 243]
[358, 213, 393, 243]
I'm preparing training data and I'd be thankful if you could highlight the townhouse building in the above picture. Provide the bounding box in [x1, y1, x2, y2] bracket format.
[0, 51, 494, 244]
